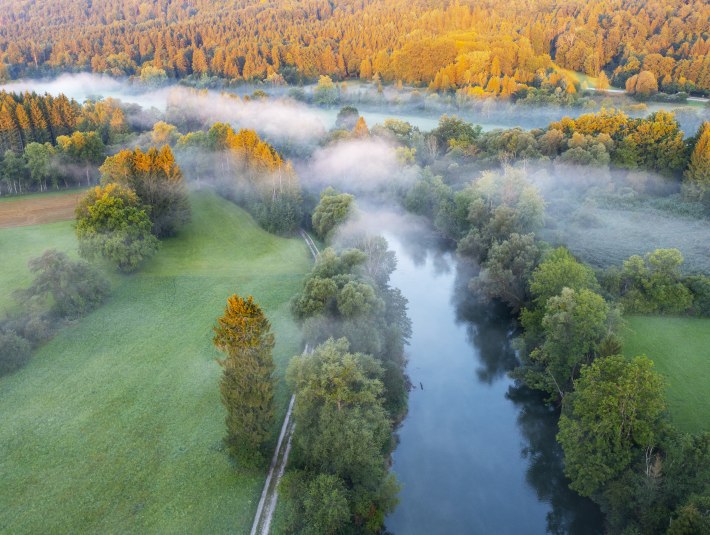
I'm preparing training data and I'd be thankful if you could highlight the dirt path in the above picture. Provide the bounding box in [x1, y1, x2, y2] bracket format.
[250, 230, 319, 535]
[0, 191, 84, 228]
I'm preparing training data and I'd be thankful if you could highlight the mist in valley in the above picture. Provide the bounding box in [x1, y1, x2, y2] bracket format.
[2, 71, 708, 535]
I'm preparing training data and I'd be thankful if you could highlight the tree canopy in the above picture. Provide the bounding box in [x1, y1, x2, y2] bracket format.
[557, 355, 666, 498]
[75, 183, 159, 272]
[100, 145, 190, 238]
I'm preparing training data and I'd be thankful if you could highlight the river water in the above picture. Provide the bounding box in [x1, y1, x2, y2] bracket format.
[383, 232, 603, 535]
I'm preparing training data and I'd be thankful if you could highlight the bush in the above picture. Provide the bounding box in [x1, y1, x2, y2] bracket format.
[18, 249, 110, 319]
[0, 331, 32, 377]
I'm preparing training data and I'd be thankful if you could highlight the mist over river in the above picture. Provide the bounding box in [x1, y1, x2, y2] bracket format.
[382, 229, 603, 535]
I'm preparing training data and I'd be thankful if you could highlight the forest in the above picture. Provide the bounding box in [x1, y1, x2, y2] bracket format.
[0, 0, 708, 97]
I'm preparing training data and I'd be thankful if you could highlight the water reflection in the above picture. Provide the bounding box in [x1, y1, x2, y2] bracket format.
[452, 261, 520, 383]
[507, 386, 604, 535]
[385, 228, 602, 534]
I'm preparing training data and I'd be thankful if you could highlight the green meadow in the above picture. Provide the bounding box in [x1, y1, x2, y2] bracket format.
[623, 315, 710, 434]
[0, 191, 311, 534]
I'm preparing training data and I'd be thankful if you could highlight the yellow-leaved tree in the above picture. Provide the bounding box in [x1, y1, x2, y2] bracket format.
[213, 294, 275, 463]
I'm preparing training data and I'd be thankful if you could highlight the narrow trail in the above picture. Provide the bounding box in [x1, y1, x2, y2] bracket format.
[250, 229, 319, 535]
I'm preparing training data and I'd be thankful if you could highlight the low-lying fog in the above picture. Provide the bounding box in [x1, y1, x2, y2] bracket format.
[3, 73, 709, 273]
[3, 73, 707, 142]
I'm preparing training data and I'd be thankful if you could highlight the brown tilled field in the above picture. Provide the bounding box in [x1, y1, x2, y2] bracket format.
[0, 191, 84, 228]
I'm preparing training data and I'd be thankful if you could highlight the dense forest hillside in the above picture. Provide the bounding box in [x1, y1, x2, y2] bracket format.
[0, 0, 708, 95]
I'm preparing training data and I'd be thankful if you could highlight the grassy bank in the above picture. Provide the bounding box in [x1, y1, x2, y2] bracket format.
[0, 191, 311, 534]
[623, 316, 710, 434]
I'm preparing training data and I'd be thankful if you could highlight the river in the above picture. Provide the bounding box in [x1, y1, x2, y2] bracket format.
[383, 231, 604, 535]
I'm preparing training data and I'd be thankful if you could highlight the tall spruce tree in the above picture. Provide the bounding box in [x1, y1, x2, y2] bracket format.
[213, 295, 275, 462]
[683, 122, 710, 205]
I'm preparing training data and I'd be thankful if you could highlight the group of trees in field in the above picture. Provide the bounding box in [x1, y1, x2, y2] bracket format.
[75, 145, 190, 272]
[3, 143, 191, 375]
[0, 0, 707, 95]
[0, 92, 136, 196]
[400, 164, 710, 533]
[173, 122, 304, 234]
[0, 250, 110, 377]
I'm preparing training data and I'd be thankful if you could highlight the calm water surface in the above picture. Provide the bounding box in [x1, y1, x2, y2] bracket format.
[384, 232, 603, 535]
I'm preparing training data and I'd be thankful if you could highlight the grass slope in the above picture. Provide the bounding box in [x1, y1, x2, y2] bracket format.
[623, 316, 710, 434]
[0, 191, 311, 534]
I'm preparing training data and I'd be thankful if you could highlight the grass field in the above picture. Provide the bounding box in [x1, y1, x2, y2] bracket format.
[0, 220, 78, 312]
[623, 316, 710, 434]
[0, 190, 311, 534]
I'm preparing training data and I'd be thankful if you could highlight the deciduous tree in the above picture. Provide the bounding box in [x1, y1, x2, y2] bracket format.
[557, 355, 665, 498]
[75, 184, 159, 272]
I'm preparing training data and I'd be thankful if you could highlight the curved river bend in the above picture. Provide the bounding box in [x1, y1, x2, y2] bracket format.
[384, 232, 603, 535]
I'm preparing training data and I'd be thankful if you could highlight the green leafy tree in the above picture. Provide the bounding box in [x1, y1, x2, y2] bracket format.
[213, 294, 275, 462]
[619, 249, 692, 314]
[75, 184, 159, 272]
[527, 247, 599, 307]
[668, 496, 710, 535]
[557, 355, 666, 498]
[302, 474, 351, 535]
[17, 249, 110, 318]
[1, 149, 29, 194]
[286, 337, 399, 531]
[56, 130, 105, 186]
[470, 233, 542, 312]
[337, 281, 384, 318]
[314, 75, 339, 106]
[527, 287, 610, 399]
[335, 106, 359, 130]
[24, 142, 56, 191]
[312, 187, 354, 240]
[430, 114, 482, 151]
[352, 234, 397, 288]
[457, 166, 545, 262]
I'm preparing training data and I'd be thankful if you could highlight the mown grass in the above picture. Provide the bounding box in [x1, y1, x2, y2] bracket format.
[0, 220, 78, 312]
[623, 316, 710, 434]
[0, 190, 311, 534]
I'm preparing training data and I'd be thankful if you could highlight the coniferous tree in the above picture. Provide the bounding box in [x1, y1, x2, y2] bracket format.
[213, 294, 275, 462]
[683, 122, 710, 205]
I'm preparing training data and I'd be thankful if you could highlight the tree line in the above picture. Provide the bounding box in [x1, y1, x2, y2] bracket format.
[0, 0, 707, 95]
[282, 193, 411, 533]
[374, 111, 709, 216]
[0, 92, 138, 196]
